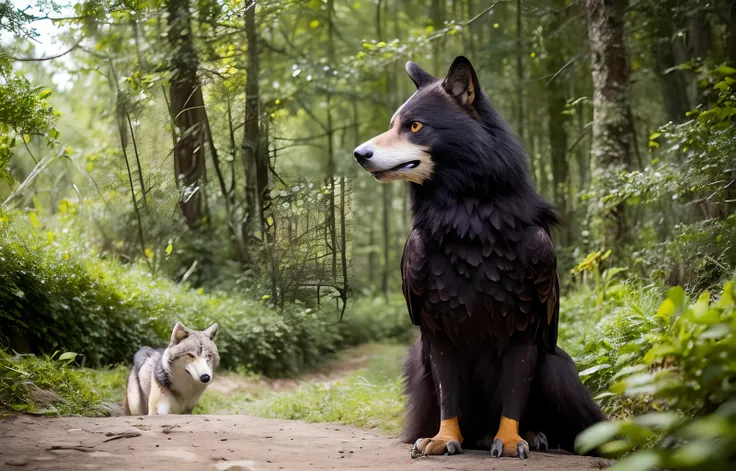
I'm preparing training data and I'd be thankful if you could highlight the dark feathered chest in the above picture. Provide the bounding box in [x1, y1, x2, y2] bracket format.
[402, 196, 557, 350]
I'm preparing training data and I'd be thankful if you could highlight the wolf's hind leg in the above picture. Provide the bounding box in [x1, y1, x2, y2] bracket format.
[125, 371, 146, 415]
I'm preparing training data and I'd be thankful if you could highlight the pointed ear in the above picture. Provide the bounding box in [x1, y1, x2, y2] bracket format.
[170, 322, 189, 345]
[405, 61, 435, 89]
[442, 56, 480, 107]
[202, 323, 219, 340]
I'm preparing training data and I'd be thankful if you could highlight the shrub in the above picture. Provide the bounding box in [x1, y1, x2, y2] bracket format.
[0, 214, 413, 377]
[0, 350, 109, 416]
[339, 295, 415, 346]
[576, 281, 736, 470]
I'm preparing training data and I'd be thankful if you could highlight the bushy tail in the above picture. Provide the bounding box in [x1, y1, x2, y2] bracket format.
[525, 347, 606, 453]
[400, 340, 440, 443]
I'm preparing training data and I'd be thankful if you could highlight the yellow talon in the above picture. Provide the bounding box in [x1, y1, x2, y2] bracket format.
[412, 417, 464, 456]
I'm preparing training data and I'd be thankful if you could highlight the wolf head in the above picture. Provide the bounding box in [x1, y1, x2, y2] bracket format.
[165, 322, 219, 385]
[353, 56, 530, 196]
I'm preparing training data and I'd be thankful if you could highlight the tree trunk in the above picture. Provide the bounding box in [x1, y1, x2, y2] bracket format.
[728, 1, 736, 64]
[167, 0, 205, 228]
[339, 176, 349, 319]
[327, 0, 338, 283]
[545, 1, 570, 245]
[654, 33, 691, 122]
[242, 0, 260, 263]
[585, 0, 636, 247]
[515, 0, 524, 145]
[258, 118, 271, 237]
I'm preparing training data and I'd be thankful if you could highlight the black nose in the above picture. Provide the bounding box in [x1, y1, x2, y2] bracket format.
[353, 147, 373, 161]
[200, 374, 211, 383]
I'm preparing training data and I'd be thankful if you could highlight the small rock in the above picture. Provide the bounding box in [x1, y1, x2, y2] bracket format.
[5, 458, 28, 466]
[100, 402, 125, 417]
[29, 385, 61, 406]
[213, 460, 257, 471]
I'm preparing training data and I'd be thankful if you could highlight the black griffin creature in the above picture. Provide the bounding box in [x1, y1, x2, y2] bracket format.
[353, 56, 605, 459]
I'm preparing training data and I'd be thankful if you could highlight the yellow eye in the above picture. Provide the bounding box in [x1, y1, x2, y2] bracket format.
[411, 122, 423, 133]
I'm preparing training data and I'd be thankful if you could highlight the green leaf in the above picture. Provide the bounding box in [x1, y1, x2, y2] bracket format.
[23, 134, 31, 144]
[38, 88, 52, 99]
[578, 363, 611, 377]
[715, 282, 734, 309]
[575, 421, 621, 454]
[656, 298, 675, 321]
[58, 352, 77, 361]
[599, 439, 633, 456]
[632, 412, 680, 431]
[714, 65, 736, 75]
[166, 243, 173, 255]
[28, 211, 40, 229]
[309, 19, 319, 28]
[669, 440, 721, 467]
[609, 450, 661, 471]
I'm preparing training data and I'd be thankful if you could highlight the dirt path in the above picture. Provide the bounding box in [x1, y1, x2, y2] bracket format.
[206, 344, 376, 398]
[0, 415, 608, 470]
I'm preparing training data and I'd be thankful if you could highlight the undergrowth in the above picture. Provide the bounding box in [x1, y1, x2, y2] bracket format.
[0, 350, 126, 416]
[233, 344, 407, 435]
[0, 215, 412, 377]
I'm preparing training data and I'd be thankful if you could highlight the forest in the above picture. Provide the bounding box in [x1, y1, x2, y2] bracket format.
[1, 0, 735, 469]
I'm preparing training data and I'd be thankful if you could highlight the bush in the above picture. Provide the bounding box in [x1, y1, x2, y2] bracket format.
[339, 295, 414, 346]
[0, 214, 413, 377]
[0, 350, 109, 416]
[576, 281, 736, 470]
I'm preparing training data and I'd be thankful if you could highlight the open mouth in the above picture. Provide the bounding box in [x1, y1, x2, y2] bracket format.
[371, 160, 420, 178]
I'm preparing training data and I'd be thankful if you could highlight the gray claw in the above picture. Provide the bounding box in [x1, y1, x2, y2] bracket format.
[410, 439, 423, 459]
[490, 438, 503, 458]
[445, 440, 463, 455]
[534, 432, 548, 452]
[516, 441, 530, 459]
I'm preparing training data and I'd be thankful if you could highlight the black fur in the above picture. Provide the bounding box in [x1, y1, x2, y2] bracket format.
[392, 57, 605, 453]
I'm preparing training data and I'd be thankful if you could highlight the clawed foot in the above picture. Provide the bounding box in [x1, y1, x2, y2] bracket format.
[411, 437, 463, 458]
[491, 437, 529, 459]
[524, 431, 549, 452]
[410, 417, 464, 459]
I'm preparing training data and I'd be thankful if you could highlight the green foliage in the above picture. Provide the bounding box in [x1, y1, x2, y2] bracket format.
[575, 282, 736, 470]
[0, 61, 58, 185]
[339, 295, 414, 346]
[0, 213, 412, 376]
[584, 65, 736, 287]
[0, 349, 110, 416]
[0, 218, 164, 366]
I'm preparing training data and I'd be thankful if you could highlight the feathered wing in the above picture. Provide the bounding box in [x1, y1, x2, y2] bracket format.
[524, 226, 559, 352]
[401, 229, 427, 326]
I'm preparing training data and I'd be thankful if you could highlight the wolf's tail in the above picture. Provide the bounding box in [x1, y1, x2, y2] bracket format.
[400, 340, 440, 443]
[524, 347, 606, 454]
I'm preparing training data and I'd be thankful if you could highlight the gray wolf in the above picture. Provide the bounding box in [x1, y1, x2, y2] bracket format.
[353, 56, 604, 459]
[123, 322, 219, 415]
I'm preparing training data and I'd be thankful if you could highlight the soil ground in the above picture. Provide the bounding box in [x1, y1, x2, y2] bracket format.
[0, 414, 609, 471]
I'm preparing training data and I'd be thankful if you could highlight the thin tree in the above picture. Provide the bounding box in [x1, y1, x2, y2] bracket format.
[242, 0, 259, 264]
[585, 0, 636, 247]
[167, 0, 206, 228]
